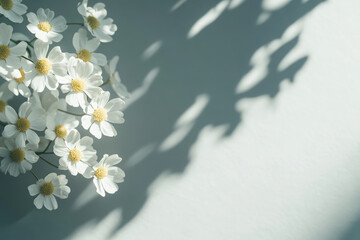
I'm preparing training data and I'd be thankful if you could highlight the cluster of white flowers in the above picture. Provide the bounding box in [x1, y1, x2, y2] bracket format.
[0, 0, 129, 211]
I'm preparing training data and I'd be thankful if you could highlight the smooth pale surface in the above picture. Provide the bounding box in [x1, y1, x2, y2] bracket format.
[1, 0, 360, 239]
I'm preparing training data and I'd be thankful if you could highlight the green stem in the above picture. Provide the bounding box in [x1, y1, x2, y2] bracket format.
[58, 109, 84, 117]
[30, 170, 39, 180]
[22, 56, 33, 63]
[67, 22, 84, 26]
[39, 156, 58, 169]
[36, 141, 52, 155]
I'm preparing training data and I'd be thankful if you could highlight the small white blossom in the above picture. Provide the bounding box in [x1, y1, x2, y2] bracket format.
[0, 0, 27, 23]
[26, 8, 67, 44]
[72, 28, 107, 66]
[78, 0, 117, 43]
[0, 138, 39, 177]
[1, 58, 33, 97]
[54, 129, 97, 176]
[84, 154, 125, 197]
[81, 91, 125, 139]
[45, 112, 79, 140]
[28, 40, 67, 92]
[58, 57, 103, 108]
[2, 101, 46, 146]
[28, 173, 70, 211]
[0, 23, 27, 75]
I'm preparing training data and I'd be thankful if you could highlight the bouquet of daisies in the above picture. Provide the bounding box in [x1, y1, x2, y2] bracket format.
[0, 0, 129, 210]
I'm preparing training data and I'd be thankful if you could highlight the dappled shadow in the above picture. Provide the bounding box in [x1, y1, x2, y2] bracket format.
[0, 0, 326, 238]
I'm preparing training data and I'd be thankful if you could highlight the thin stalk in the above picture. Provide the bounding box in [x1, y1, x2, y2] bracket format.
[67, 22, 84, 26]
[58, 109, 84, 117]
[36, 141, 52, 155]
[30, 170, 39, 180]
[22, 56, 33, 63]
[39, 156, 58, 169]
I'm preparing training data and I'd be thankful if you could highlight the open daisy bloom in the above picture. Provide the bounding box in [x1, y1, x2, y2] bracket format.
[84, 154, 125, 197]
[1, 57, 33, 97]
[0, 0, 27, 23]
[81, 91, 125, 139]
[54, 129, 97, 175]
[58, 57, 103, 108]
[45, 113, 79, 140]
[2, 101, 46, 146]
[28, 39, 67, 92]
[0, 23, 27, 75]
[0, 138, 39, 177]
[28, 173, 70, 210]
[77, 0, 117, 43]
[26, 8, 67, 44]
[72, 28, 107, 66]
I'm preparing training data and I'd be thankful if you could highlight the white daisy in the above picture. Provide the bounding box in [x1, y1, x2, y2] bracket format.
[0, 23, 27, 75]
[2, 57, 33, 97]
[104, 56, 130, 99]
[0, 138, 39, 177]
[81, 91, 125, 139]
[0, 82, 13, 122]
[54, 129, 97, 176]
[45, 112, 79, 140]
[28, 172, 70, 211]
[0, 0, 27, 23]
[2, 101, 46, 146]
[72, 28, 106, 66]
[58, 57, 102, 108]
[28, 40, 67, 92]
[77, 0, 117, 43]
[26, 8, 67, 44]
[84, 154, 125, 197]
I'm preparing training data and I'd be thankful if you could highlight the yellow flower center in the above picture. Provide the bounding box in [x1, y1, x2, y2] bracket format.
[87, 16, 100, 29]
[0, 100, 6, 112]
[68, 148, 82, 162]
[94, 166, 108, 179]
[14, 68, 25, 83]
[0, 0, 13, 10]
[38, 21, 52, 32]
[77, 49, 92, 62]
[10, 148, 25, 163]
[0, 45, 10, 60]
[35, 59, 52, 74]
[40, 182, 54, 196]
[16, 118, 30, 132]
[93, 108, 107, 122]
[55, 125, 67, 138]
[71, 78, 86, 92]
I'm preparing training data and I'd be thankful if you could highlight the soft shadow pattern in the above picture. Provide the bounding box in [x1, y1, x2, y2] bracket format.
[338, 216, 360, 240]
[0, 0, 325, 238]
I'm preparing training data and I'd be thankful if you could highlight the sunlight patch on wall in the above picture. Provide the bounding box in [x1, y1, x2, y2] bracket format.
[65, 209, 122, 240]
[142, 41, 162, 60]
[236, 19, 305, 94]
[170, 0, 188, 12]
[187, 0, 229, 39]
[159, 94, 209, 152]
[262, 0, 291, 11]
[124, 68, 159, 110]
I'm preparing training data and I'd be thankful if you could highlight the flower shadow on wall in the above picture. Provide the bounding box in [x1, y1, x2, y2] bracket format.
[0, 0, 326, 238]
